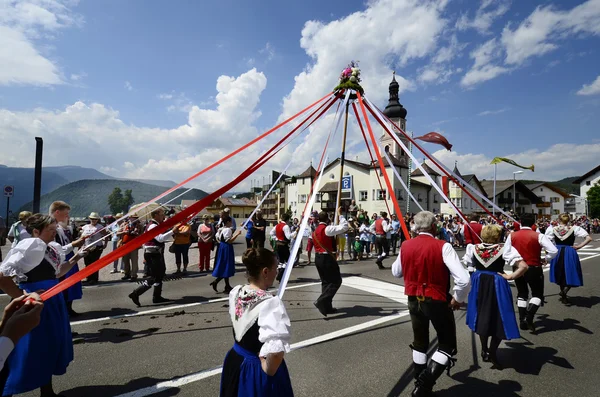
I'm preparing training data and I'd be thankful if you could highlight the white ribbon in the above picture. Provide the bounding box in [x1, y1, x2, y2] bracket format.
[382, 147, 424, 212]
[278, 90, 351, 298]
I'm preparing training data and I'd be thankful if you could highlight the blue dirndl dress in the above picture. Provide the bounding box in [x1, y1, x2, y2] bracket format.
[466, 246, 520, 340]
[213, 240, 235, 278]
[3, 261, 74, 395]
[220, 286, 293, 397]
[549, 230, 583, 288]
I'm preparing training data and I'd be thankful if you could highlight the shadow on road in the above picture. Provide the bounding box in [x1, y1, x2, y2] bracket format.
[73, 307, 137, 320]
[62, 376, 180, 397]
[533, 314, 593, 335]
[501, 341, 574, 375]
[563, 295, 600, 308]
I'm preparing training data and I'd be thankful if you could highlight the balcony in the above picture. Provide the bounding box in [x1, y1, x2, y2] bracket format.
[322, 201, 336, 211]
[536, 202, 551, 208]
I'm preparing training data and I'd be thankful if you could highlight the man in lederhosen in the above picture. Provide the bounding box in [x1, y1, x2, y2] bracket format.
[312, 207, 348, 316]
[391, 211, 470, 396]
[270, 213, 293, 282]
[128, 208, 174, 306]
[504, 213, 557, 333]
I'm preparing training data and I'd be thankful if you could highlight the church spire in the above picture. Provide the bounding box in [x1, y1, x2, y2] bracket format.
[383, 72, 407, 119]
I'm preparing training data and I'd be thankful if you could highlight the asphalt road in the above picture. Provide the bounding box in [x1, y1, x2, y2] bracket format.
[2, 236, 600, 397]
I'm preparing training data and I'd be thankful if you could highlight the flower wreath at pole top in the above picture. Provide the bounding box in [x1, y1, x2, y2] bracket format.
[334, 61, 364, 95]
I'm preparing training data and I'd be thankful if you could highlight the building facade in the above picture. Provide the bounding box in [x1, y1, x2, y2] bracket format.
[440, 163, 488, 216]
[573, 164, 600, 199]
[480, 180, 541, 214]
[526, 183, 569, 219]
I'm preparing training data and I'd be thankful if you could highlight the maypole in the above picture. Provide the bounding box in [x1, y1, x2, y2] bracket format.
[334, 100, 351, 225]
[407, 131, 413, 215]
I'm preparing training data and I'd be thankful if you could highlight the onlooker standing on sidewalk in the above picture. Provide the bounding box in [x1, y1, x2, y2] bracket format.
[172, 222, 192, 274]
[252, 210, 267, 249]
[82, 212, 107, 285]
[119, 213, 143, 281]
[109, 213, 124, 274]
[197, 214, 214, 272]
[7, 211, 32, 248]
[390, 214, 400, 255]
[244, 217, 254, 249]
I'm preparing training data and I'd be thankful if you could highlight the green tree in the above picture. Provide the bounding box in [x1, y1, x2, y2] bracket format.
[122, 189, 135, 211]
[285, 205, 293, 220]
[108, 187, 124, 215]
[587, 182, 600, 218]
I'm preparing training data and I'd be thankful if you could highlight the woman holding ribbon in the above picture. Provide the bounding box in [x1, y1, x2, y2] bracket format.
[220, 247, 293, 396]
[464, 224, 528, 369]
[545, 213, 592, 303]
[0, 214, 88, 397]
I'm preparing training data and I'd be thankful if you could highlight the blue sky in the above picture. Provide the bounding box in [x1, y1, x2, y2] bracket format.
[1, 0, 600, 189]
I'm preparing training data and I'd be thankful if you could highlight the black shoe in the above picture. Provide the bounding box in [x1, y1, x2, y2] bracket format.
[223, 286, 233, 294]
[376, 260, 385, 269]
[121, 275, 131, 280]
[68, 309, 81, 318]
[489, 354, 503, 370]
[326, 307, 338, 314]
[481, 350, 490, 362]
[210, 281, 218, 293]
[129, 278, 138, 283]
[412, 360, 448, 397]
[129, 292, 141, 307]
[153, 296, 172, 304]
[313, 301, 328, 317]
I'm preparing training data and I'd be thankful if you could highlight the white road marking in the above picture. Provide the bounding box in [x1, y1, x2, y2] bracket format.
[71, 281, 320, 326]
[343, 276, 407, 304]
[115, 308, 410, 397]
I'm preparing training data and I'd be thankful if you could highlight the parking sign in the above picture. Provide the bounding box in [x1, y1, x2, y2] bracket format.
[3, 185, 14, 197]
[341, 176, 352, 192]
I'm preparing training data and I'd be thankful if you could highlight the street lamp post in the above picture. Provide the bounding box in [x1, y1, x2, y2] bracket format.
[513, 170, 524, 213]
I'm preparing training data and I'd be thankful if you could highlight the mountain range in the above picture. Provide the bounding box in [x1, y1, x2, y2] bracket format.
[0, 165, 177, 216]
[18, 179, 207, 217]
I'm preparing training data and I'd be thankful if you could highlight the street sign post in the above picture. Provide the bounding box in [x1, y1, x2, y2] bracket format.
[341, 176, 352, 192]
[3, 185, 13, 224]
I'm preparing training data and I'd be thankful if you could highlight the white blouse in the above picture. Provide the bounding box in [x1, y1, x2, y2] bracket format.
[228, 285, 291, 357]
[0, 238, 65, 282]
[217, 227, 233, 242]
[544, 225, 589, 243]
[461, 243, 523, 272]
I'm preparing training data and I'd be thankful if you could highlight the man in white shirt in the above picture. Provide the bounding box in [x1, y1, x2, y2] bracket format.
[7, 212, 32, 249]
[391, 211, 470, 397]
[81, 212, 108, 285]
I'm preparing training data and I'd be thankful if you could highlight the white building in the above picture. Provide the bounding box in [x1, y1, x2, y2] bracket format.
[440, 164, 488, 216]
[565, 194, 587, 217]
[526, 183, 569, 219]
[479, 180, 541, 214]
[573, 164, 600, 199]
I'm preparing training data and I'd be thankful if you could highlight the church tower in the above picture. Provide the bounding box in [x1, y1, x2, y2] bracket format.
[380, 72, 409, 158]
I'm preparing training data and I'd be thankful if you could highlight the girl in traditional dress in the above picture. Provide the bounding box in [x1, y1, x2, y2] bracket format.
[220, 248, 293, 396]
[210, 218, 241, 294]
[0, 214, 87, 397]
[464, 224, 528, 369]
[545, 213, 592, 304]
[197, 214, 214, 272]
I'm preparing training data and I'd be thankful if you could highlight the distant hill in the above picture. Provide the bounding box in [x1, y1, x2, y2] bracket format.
[521, 176, 580, 195]
[45, 166, 115, 182]
[126, 179, 177, 188]
[18, 179, 209, 217]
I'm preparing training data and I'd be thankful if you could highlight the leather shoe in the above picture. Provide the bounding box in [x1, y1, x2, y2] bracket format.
[129, 292, 141, 307]
[152, 296, 172, 304]
[313, 301, 328, 317]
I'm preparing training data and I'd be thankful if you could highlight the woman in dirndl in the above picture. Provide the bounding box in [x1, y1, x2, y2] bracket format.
[464, 224, 528, 369]
[0, 214, 87, 397]
[545, 213, 592, 303]
[220, 247, 293, 397]
[211, 218, 241, 294]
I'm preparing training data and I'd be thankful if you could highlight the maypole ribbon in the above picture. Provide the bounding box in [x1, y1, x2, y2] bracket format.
[82, 91, 336, 245]
[356, 91, 411, 241]
[364, 97, 503, 224]
[382, 146, 424, 212]
[41, 93, 338, 301]
[351, 102, 391, 216]
[241, 94, 338, 228]
[278, 91, 350, 298]
[364, 99, 482, 242]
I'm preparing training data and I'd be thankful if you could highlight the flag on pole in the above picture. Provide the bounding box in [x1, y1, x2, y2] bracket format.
[414, 132, 453, 151]
[490, 157, 535, 172]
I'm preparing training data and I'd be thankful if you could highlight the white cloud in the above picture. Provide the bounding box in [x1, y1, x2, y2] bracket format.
[0, 69, 269, 191]
[0, 1, 81, 86]
[100, 166, 118, 174]
[478, 107, 510, 116]
[259, 42, 276, 62]
[431, 143, 600, 181]
[157, 93, 173, 100]
[456, 0, 511, 34]
[124, 81, 133, 91]
[461, 38, 510, 87]
[577, 75, 600, 96]
[502, 0, 600, 66]
[70, 71, 87, 81]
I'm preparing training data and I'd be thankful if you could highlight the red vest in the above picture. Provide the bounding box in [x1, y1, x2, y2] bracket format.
[275, 222, 289, 242]
[375, 218, 385, 235]
[464, 222, 483, 245]
[313, 223, 336, 253]
[511, 229, 541, 266]
[144, 220, 163, 247]
[401, 234, 449, 302]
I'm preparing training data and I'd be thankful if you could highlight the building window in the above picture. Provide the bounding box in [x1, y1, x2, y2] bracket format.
[233, 213, 240, 218]
[397, 190, 404, 201]
[359, 190, 368, 201]
[417, 193, 423, 202]
[586, 181, 591, 186]
[550, 197, 560, 203]
[377, 189, 387, 200]
[302, 179, 305, 185]
[433, 194, 439, 204]
[507, 192, 512, 200]
[540, 188, 543, 191]
[315, 195, 321, 203]
[552, 209, 560, 215]
[299, 194, 307, 203]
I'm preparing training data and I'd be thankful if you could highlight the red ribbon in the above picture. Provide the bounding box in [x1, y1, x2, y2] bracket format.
[40, 93, 338, 301]
[356, 92, 411, 241]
